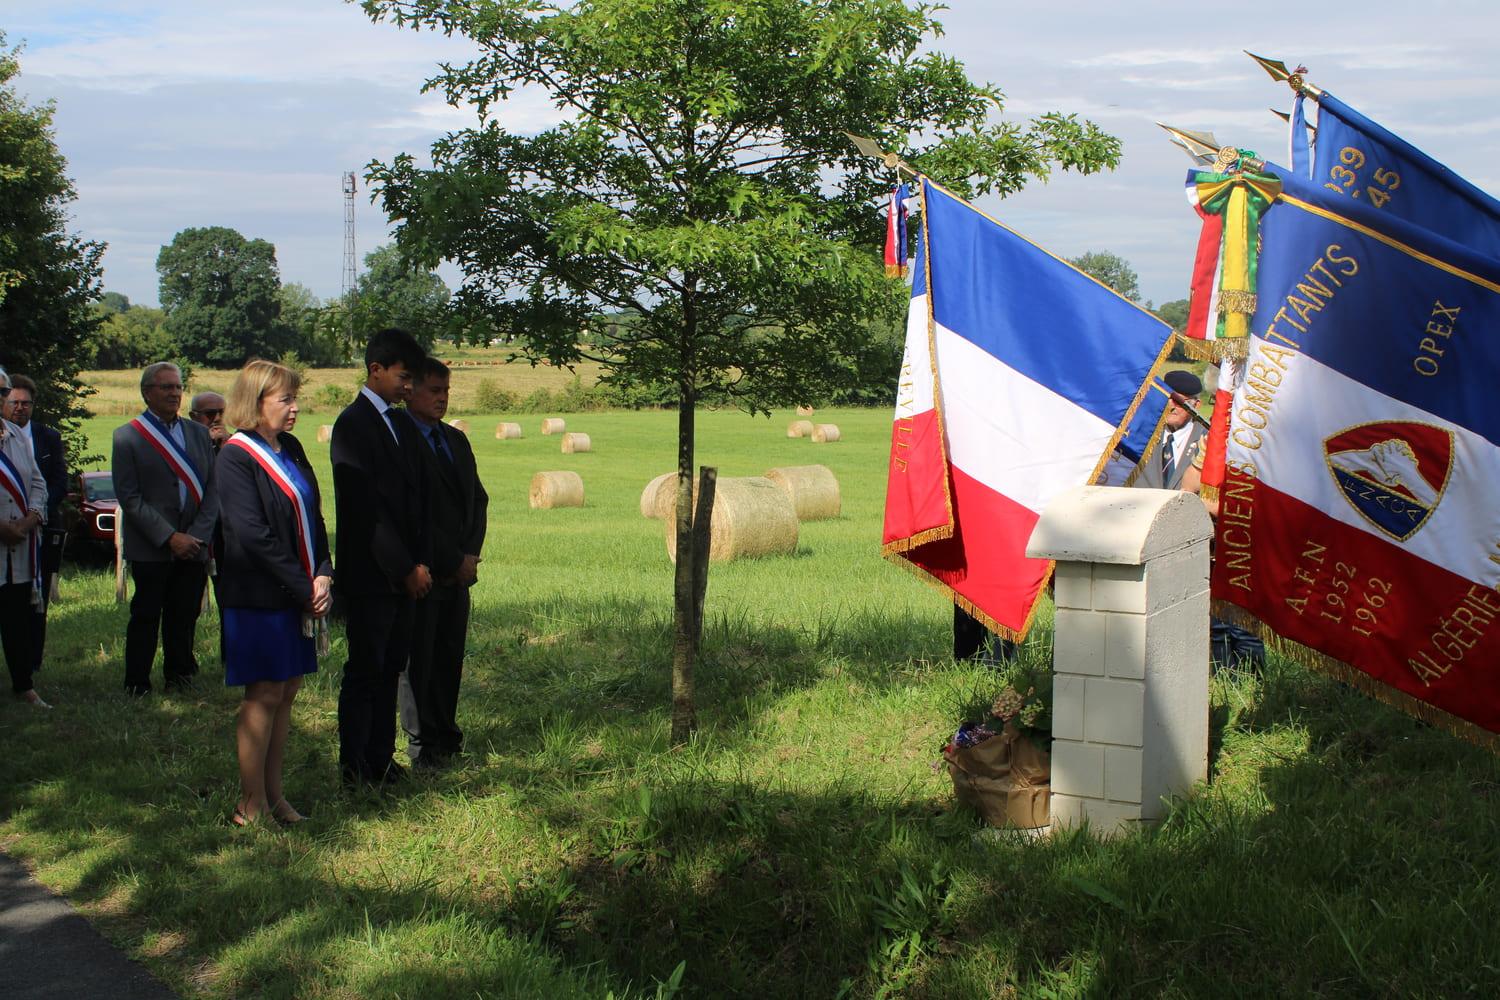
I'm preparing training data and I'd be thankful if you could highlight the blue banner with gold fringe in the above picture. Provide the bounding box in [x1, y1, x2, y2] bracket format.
[1295, 91, 1500, 254]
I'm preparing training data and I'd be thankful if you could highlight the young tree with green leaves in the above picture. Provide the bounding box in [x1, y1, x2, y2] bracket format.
[0, 36, 104, 466]
[362, 0, 1122, 742]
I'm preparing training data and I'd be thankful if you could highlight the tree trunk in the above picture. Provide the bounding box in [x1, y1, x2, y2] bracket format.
[690, 467, 717, 657]
[670, 302, 699, 744]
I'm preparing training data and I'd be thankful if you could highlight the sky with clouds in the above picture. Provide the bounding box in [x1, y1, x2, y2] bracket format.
[8, 1, 1498, 310]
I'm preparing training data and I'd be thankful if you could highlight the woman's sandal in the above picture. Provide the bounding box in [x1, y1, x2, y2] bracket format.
[271, 799, 307, 827]
[230, 807, 253, 828]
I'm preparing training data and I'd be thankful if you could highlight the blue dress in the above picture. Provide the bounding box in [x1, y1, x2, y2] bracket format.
[223, 445, 318, 687]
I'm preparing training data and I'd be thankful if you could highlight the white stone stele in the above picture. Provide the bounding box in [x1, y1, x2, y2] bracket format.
[1026, 485, 1214, 839]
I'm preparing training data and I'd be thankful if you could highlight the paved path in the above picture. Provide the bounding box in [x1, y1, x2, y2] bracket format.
[0, 852, 177, 999]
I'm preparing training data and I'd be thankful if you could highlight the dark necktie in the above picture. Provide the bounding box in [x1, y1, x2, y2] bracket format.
[1161, 432, 1177, 485]
[429, 426, 452, 465]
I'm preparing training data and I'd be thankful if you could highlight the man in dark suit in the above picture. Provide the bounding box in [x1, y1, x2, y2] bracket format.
[398, 357, 487, 769]
[111, 362, 218, 695]
[2, 375, 67, 676]
[1133, 369, 1207, 491]
[331, 328, 431, 788]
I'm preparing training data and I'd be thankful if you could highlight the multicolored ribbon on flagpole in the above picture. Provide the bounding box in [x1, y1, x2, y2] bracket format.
[1182, 153, 1282, 359]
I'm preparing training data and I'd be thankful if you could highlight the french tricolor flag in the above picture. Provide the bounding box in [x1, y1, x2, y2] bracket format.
[882, 180, 1173, 639]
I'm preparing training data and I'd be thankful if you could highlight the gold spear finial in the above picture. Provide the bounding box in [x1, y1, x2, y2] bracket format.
[843, 132, 918, 176]
[1270, 108, 1317, 134]
[1156, 122, 1223, 166]
[1245, 51, 1324, 97]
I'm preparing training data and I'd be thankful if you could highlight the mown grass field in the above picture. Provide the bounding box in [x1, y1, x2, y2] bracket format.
[2, 397, 1499, 998]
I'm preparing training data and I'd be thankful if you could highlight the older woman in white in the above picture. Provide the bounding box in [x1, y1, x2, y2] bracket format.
[0, 366, 49, 708]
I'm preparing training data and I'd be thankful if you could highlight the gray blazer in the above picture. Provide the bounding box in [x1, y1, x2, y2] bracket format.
[1, 418, 47, 584]
[111, 414, 218, 563]
[1132, 420, 1206, 491]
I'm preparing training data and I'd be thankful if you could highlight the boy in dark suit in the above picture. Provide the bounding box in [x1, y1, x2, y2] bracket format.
[331, 328, 431, 787]
[111, 362, 218, 695]
[398, 358, 488, 768]
[2, 375, 67, 675]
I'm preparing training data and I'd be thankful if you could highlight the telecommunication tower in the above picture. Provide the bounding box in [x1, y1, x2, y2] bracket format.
[342, 171, 358, 302]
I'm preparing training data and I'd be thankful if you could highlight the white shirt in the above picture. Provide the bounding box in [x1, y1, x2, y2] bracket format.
[17, 420, 33, 454]
[359, 385, 401, 443]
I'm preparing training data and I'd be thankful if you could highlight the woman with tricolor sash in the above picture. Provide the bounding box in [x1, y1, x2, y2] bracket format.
[217, 360, 332, 827]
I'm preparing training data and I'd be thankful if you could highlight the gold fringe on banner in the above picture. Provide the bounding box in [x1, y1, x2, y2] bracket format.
[881, 523, 953, 555]
[1215, 288, 1258, 317]
[1173, 333, 1250, 363]
[1210, 598, 1500, 753]
[885, 549, 1050, 645]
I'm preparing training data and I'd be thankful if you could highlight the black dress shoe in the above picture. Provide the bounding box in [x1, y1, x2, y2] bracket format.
[378, 761, 409, 785]
[410, 752, 450, 772]
[124, 684, 152, 698]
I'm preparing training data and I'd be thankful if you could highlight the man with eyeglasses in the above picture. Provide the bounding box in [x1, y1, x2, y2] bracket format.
[111, 362, 219, 696]
[2, 374, 67, 681]
[189, 391, 228, 452]
[0, 366, 50, 707]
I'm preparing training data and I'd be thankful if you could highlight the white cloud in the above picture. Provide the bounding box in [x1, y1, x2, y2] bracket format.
[18, 3, 480, 89]
[1072, 48, 1233, 70]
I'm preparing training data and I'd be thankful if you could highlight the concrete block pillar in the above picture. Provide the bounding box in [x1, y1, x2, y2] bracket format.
[1026, 485, 1214, 837]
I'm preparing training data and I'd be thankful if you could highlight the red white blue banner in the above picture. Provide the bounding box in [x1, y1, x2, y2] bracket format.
[884, 183, 910, 278]
[882, 179, 1173, 639]
[225, 432, 315, 584]
[130, 412, 204, 505]
[1215, 166, 1500, 745]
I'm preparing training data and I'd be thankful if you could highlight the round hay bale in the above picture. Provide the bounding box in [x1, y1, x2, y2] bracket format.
[529, 471, 584, 509]
[796, 405, 815, 416]
[448, 418, 470, 434]
[811, 423, 841, 443]
[561, 432, 592, 454]
[664, 476, 798, 563]
[541, 417, 566, 435]
[787, 419, 814, 438]
[640, 472, 676, 519]
[316, 424, 333, 443]
[764, 464, 841, 521]
[495, 421, 523, 439]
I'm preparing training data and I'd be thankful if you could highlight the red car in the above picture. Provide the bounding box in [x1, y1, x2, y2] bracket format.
[65, 470, 119, 550]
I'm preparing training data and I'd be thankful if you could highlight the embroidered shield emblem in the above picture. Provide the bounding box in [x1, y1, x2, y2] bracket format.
[1323, 420, 1454, 542]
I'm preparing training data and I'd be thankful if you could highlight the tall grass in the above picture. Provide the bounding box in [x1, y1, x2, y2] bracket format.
[2, 406, 1497, 997]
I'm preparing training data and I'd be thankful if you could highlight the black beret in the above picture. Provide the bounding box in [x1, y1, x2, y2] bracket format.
[1162, 369, 1203, 397]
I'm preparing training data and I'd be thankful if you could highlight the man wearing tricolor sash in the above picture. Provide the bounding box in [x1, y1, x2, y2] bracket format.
[112, 362, 219, 696]
[0, 366, 50, 708]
